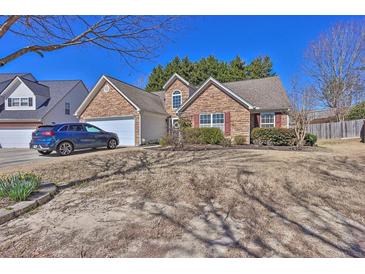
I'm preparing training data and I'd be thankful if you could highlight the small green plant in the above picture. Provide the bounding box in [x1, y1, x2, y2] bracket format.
[233, 135, 246, 145]
[0, 173, 41, 201]
[220, 138, 232, 147]
[159, 135, 174, 146]
[304, 133, 317, 146]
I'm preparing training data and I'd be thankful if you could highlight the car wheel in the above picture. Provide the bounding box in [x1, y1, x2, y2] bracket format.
[38, 150, 52, 155]
[57, 141, 74, 156]
[107, 138, 118, 149]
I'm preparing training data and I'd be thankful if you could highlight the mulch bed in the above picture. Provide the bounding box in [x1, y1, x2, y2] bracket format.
[150, 144, 323, 152]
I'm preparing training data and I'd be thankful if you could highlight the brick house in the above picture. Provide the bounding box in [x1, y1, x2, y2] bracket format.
[76, 73, 290, 146]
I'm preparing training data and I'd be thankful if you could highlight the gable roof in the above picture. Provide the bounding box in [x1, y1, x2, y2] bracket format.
[76, 75, 167, 117]
[0, 73, 35, 84]
[0, 79, 83, 121]
[18, 77, 50, 97]
[158, 75, 290, 112]
[223, 76, 290, 111]
[163, 73, 191, 90]
[177, 77, 255, 113]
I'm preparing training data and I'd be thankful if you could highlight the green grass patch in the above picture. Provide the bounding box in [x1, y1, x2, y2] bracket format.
[0, 173, 41, 202]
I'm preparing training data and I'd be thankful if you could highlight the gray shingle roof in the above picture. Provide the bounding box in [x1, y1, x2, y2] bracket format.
[0, 77, 82, 121]
[0, 73, 35, 83]
[223, 76, 290, 110]
[106, 76, 167, 115]
[20, 77, 50, 97]
[155, 76, 290, 110]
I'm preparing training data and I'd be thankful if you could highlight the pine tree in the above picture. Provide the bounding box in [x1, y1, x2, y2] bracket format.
[228, 55, 247, 81]
[246, 56, 275, 79]
[145, 65, 166, 92]
[145, 55, 275, 91]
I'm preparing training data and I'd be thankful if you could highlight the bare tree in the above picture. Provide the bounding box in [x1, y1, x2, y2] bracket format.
[290, 78, 316, 146]
[0, 16, 178, 67]
[304, 19, 365, 121]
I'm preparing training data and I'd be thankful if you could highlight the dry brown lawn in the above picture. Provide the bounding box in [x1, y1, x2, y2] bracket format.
[0, 140, 364, 258]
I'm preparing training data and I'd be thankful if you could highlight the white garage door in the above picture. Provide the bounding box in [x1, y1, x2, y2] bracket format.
[87, 117, 135, 146]
[0, 128, 34, 148]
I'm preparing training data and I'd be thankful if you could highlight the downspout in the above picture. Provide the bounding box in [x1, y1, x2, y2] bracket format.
[138, 110, 142, 146]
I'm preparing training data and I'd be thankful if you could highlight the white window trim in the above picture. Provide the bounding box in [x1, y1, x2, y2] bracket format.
[171, 117, 179, 129]
[260, 112, 275, 128]
[172, 90, 182, 110]
[8, 97, 33, 107]
[199, 113, 225, 130]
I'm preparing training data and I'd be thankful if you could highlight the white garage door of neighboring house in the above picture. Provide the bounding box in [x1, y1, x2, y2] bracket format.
[0, 128, 34, 148]
[87, 117, 135, 146]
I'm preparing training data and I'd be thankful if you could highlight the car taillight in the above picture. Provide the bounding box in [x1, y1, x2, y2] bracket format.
[41, 131, 55, 136]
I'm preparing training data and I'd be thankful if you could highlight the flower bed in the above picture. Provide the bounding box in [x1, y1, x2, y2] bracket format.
[0, 173, 41, 206]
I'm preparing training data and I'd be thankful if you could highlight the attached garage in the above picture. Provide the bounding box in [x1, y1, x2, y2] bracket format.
[0, 128, 35, 148]
[76, 75, 168, 146]
[86, 116, 135, 146]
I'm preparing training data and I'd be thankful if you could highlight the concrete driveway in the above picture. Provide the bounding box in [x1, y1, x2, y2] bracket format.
[0, 147, 135, 171]
[0, 148, 47, 169]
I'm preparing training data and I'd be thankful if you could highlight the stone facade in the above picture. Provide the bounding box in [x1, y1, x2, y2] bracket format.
[180, 82, 251, 144]
[164, 78, 191, 118]
[79, 82, 140, 145]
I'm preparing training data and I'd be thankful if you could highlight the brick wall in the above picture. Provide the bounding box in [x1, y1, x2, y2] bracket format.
[79, 82, 140, 145]
[180, 82, 251, 144]
[0, 122, 42, 129]
[164, 78, 191, 118]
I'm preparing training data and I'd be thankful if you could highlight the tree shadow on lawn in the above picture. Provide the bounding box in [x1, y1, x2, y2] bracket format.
[235, 165, 365, 257]
[143, 160, 365, 257]
[57, 149, 267, 190]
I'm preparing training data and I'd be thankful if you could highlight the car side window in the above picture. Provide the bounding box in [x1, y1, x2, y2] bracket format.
[59, 125, 68, 132]
[68, 125, 84, 132]
[85, 125, 102, 133]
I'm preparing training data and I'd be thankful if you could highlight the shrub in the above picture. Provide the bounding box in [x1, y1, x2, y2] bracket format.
[233, 135, 246, 145]
[182, 127, 224, 145]
[220, 138, 232, 147]
[177, 117, 192, 129]
[345, 101, 365, 120]
[159, 134, 175, 146]
[182, 128, 202, 144]
[0, 173, 41, 201]
[304, 133, 317, 146]
[199, 128, 224, 144]
[251, 128, 297, 146]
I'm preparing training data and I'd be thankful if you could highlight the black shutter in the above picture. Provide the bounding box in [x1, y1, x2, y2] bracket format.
[29, 97, 33, 107]
[8, 98, 12, 107]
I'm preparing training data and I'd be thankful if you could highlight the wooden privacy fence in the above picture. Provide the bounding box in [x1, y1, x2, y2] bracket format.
[307, 119, 365, 140]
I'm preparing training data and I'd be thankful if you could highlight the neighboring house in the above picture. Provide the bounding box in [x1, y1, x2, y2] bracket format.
[307, 108, 348, 124]
[76, 73, 290, 146]
[0, 73, 89, 148]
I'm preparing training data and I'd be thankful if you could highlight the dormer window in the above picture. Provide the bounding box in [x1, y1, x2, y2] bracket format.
[172, 90, 182, 109]
[8, 97, 33, 107]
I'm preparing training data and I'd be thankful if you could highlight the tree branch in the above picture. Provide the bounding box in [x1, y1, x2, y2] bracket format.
[0, 15, 20, 38]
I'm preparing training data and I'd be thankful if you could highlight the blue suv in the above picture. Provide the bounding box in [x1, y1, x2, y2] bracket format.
[30, 123, 119, 156]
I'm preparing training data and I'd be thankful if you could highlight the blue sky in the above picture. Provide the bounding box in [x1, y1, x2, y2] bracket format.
[0, 16, 363, 91]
